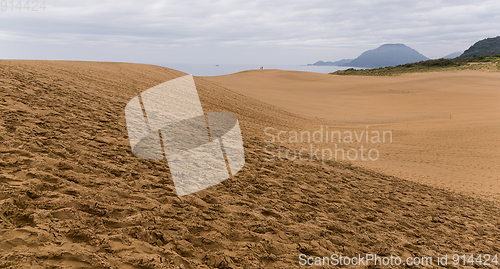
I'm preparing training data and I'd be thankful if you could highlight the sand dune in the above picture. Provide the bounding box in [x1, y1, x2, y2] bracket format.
[204, 70, 500, 200]
[1, 60, 500, 268]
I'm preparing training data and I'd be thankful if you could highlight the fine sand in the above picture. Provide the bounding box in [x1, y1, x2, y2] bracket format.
[1, 60, 500, 268]
[204, 70, 500, 201]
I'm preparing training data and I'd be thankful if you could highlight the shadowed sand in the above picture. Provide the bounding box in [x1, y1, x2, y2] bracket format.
[204, 70, 500, 201]
[1, 60, 500, 268]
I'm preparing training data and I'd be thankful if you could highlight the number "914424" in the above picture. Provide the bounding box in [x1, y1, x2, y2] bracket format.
[1, 0, 46, 11]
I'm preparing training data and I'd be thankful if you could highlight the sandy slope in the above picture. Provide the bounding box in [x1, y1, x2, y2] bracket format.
[1, 60, 500, 268]
[204, 70, 500, 200]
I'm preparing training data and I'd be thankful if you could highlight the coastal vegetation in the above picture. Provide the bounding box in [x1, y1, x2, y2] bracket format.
[332, 55, 500, 76]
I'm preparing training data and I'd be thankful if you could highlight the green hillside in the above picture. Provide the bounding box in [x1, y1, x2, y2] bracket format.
[459, 36, 500, 58]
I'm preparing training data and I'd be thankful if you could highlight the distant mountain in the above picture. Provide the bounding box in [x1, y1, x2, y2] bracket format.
[309, 59, 353, 66]
[459, 36, 500, 58]
[332, 59, 353, 66]
[442, 51, 462, 59]
[308, 61, 335, 66]
[346, 44, 429, 68]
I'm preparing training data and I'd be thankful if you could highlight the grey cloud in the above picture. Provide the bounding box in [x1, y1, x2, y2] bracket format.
[1, 0, 499, 63]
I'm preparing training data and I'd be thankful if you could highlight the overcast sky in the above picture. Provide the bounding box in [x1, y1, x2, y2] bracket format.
[1, 0, 499, 65]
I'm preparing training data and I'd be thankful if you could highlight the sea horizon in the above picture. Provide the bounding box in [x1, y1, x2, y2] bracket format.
[156, 63, 357, 76]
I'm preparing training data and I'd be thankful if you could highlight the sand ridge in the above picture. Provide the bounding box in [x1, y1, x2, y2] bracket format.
[203, 69, 500, 201]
